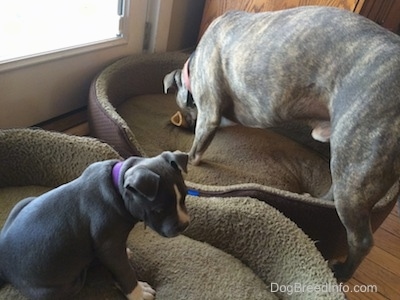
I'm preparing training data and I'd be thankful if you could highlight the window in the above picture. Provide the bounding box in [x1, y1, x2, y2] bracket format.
[0, 0, 123, 62]
[0, 0, 180, 129]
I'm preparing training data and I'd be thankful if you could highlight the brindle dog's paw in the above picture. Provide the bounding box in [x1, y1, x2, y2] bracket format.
[329, 260, 351, 282]
[189, 153, 202, 166]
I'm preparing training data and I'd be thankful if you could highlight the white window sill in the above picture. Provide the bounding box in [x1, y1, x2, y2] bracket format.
[0, 37, 129, 73]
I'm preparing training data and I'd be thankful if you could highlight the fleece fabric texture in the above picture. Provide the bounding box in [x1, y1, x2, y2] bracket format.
[0, 129, 345, 299]
[0, 128, 120, 188]
[87, 52, 398, 259]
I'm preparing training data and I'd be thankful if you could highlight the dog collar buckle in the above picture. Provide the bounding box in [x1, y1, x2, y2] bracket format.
[112, 161, 123, 191]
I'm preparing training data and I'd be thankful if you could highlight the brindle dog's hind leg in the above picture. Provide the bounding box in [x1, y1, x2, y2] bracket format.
[330, 150, 399, 281]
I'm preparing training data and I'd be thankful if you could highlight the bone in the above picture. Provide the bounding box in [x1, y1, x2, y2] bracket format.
[170, 111, 189, 128]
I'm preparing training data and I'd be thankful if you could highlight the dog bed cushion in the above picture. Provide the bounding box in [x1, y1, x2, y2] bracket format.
[0, 129, 345, 299]
[118, 94, 331, 195]
[88, 52, 398, 259]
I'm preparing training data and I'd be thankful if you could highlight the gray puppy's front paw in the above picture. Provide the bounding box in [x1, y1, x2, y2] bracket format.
[126, 281, 156, 300]
[126, 247, 133, 260]
[140, 282, 156, 300]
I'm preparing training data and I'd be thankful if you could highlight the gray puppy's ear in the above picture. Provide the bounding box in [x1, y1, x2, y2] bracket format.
[162, 151, 188, 173]
[163, 70, 182, 94]
[124, 167, 160, 201]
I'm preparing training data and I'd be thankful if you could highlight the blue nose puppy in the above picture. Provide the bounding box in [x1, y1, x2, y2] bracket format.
[0, 151, 189, 300]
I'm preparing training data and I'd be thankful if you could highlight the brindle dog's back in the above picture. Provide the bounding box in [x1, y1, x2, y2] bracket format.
[194, 7, 400, 129]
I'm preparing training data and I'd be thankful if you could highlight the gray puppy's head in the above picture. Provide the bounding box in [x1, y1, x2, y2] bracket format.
[120, 151, 190, 237]
[163, 69, 198, 128]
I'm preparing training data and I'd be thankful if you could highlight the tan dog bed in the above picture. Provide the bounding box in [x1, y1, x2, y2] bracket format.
[88, 52, 398, 260]
[0, 128, 346, 299]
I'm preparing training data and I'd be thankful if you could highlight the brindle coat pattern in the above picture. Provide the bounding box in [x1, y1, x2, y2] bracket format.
[164, 6, 400, 281]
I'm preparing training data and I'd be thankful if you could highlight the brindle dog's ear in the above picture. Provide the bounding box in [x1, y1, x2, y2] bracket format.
[124, 167, 160, 201]
[163, 70, 182, 94]
[162, 151, 188, 173]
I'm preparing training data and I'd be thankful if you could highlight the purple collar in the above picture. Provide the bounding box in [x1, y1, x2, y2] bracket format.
[112, 161, 123, 191]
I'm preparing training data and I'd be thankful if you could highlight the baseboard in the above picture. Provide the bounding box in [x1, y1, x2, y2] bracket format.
[34, 107, 89, 136]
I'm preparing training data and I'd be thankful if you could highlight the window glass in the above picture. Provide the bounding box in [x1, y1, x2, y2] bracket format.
[0, 0, 121, 61]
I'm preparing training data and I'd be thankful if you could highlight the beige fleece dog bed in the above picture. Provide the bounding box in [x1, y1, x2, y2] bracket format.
[88, 52, 398, 260]
[0, 128, 346, 299]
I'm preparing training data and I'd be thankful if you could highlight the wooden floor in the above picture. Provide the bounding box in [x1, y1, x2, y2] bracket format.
[346, 202, 400, 299]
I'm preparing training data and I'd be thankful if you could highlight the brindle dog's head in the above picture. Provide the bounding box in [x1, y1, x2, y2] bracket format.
[163, 68, 198, 129]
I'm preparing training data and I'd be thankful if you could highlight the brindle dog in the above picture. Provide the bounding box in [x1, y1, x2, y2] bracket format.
[164, 6, 400, 281]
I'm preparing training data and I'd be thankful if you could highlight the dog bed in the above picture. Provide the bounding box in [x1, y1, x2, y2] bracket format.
[88, 51, 398, 259]
[0, 128, 345, 299]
